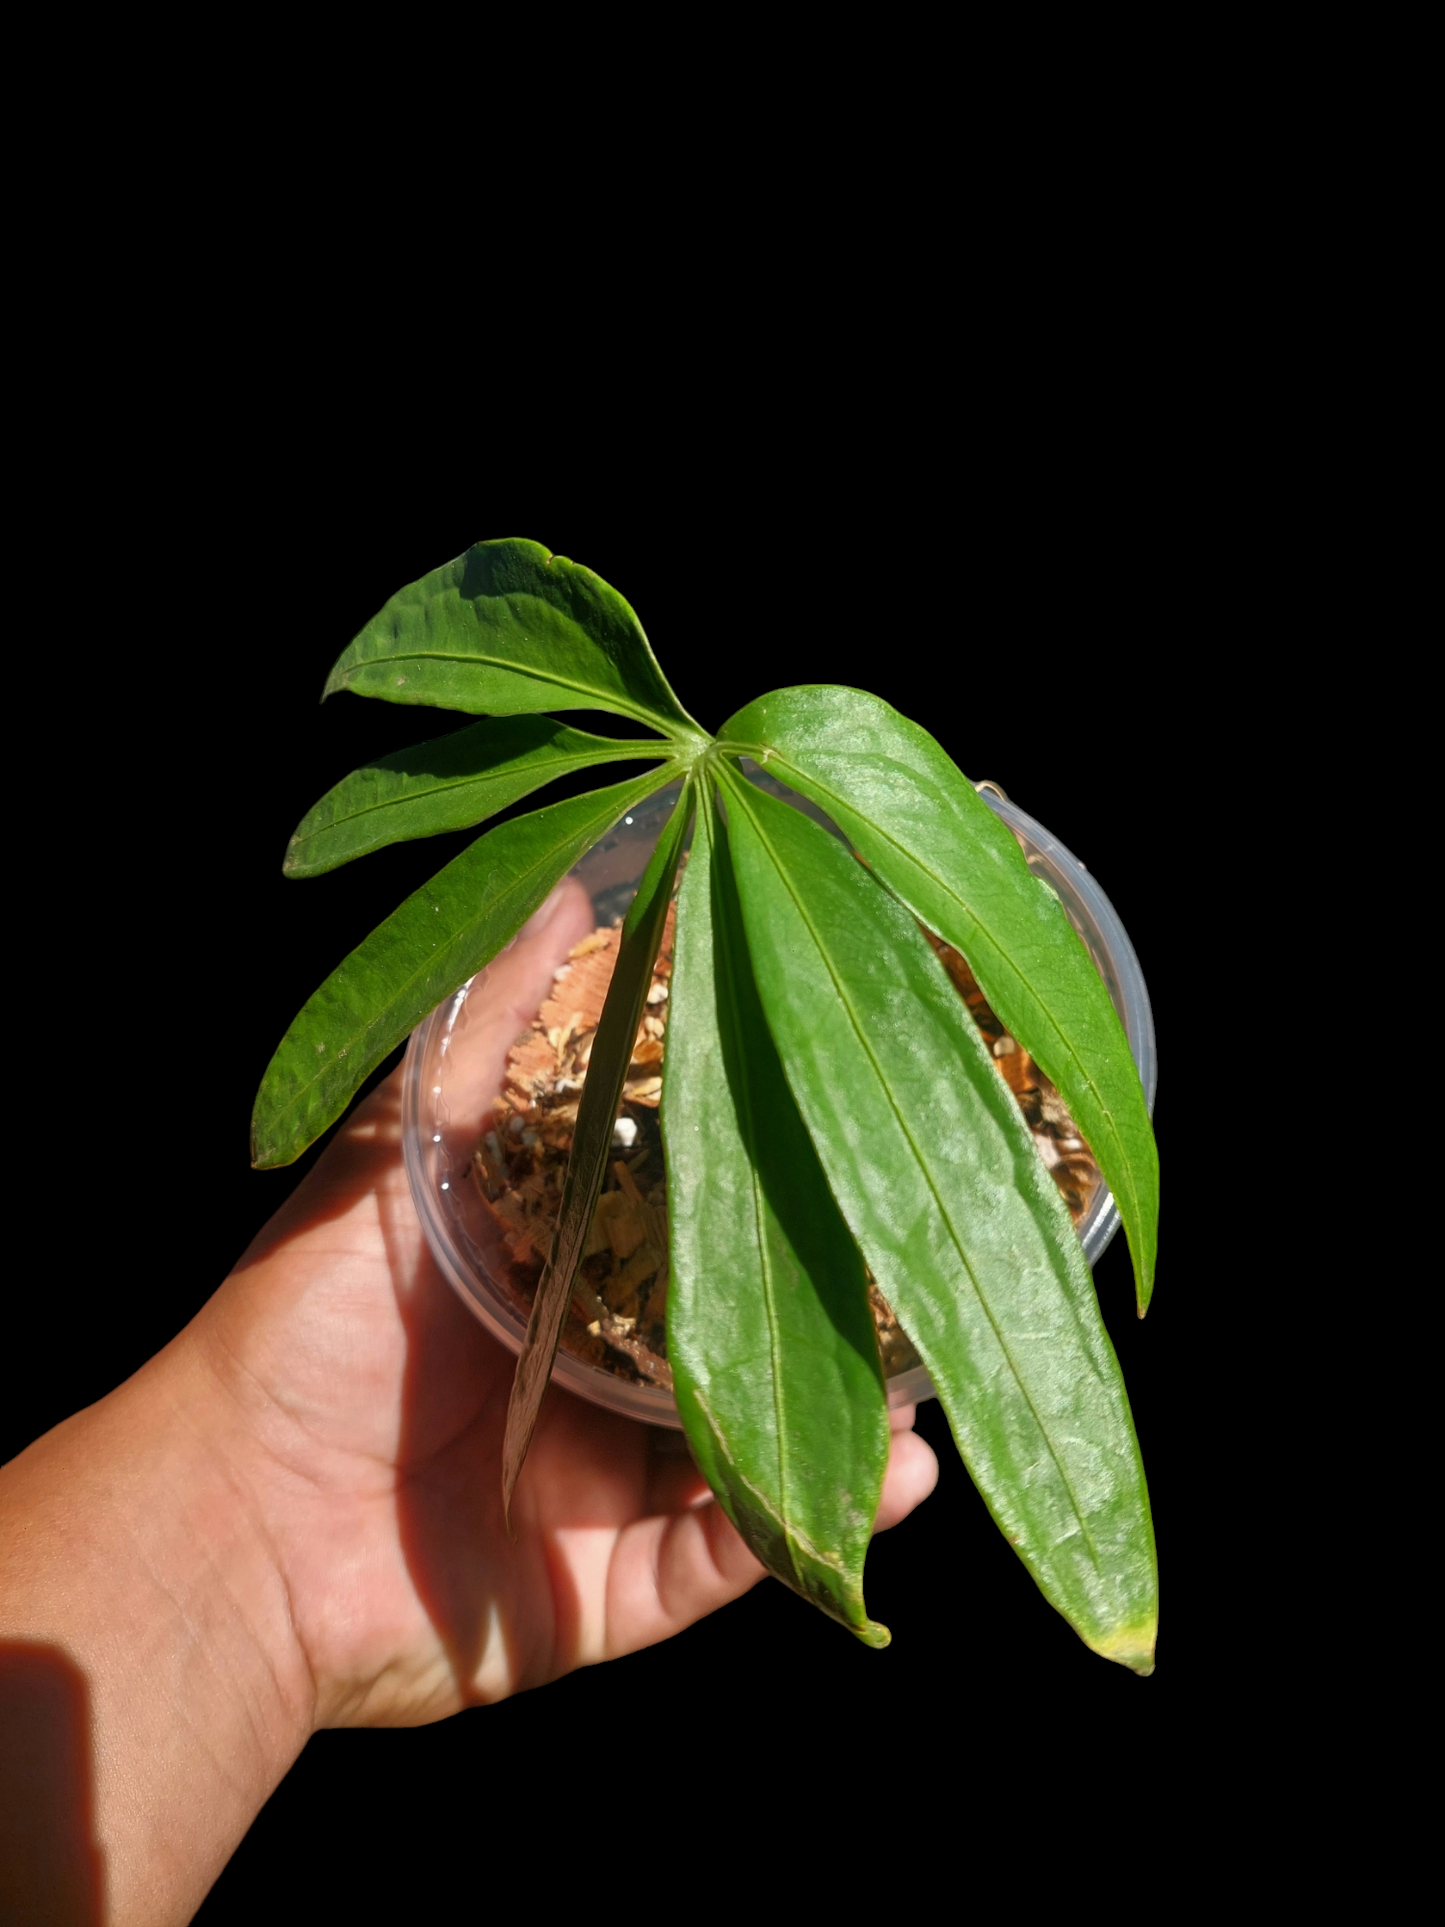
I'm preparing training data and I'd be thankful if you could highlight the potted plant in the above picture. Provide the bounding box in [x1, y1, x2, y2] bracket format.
[253, 537, 1161, 1672]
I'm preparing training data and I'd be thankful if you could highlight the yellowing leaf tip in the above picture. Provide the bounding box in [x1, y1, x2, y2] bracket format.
[1086, 1619, 1157, 1675]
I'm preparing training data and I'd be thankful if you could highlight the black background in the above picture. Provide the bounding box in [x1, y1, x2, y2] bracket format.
[11, 417, 1271, 1908]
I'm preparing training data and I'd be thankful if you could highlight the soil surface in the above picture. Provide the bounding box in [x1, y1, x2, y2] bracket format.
[470, 912, 1102, 1390]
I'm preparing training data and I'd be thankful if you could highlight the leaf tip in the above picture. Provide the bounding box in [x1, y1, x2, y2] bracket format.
[1087, 1620, 1157, 1675]
[250, 1133, 283, 1171]
[249, 1103, 300, 1170]
[856, 1619, 892, 1650]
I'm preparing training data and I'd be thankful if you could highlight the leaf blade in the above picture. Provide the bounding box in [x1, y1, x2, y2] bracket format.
[720, 686, 1160, 1313]
[501, 780, 694, 1516]
[324, 537, 703, 736]
[250, 769, 679, 1168]
[284, 717, 671, 877]
[719, 768, 1158, 1671]
[660, 790, 890, 1645]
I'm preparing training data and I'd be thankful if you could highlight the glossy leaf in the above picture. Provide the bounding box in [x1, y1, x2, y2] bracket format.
[251, 769, 678, 1169]
[719, 769, 1157, 1671]
[284, 717, 669, 878]
[721, 686, 1160, 1314]
[501, 781, 694, 1517]
[661, 792, 890, 1645]
[324, 537, 703, 737]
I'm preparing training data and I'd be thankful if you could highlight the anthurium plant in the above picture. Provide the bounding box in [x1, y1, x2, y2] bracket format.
[253, 538, 1160, 1672]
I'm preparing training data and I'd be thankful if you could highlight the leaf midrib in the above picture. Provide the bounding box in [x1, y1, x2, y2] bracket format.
[708, 803, 804, 1595]
[270, 773, 677, 1134]
[293, 743, 668, 842]
[723, 770, 1103, 1567]
[725, 744, 1146, 1259]
[341, 645, 689, 736]
[689, 1388, 851, 1580]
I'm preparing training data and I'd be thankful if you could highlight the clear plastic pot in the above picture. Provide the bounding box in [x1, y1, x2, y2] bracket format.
[401, 774, 1157, 1429]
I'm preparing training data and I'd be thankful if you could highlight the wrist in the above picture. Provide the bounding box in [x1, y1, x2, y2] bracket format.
[1, 1322, 315, 1925]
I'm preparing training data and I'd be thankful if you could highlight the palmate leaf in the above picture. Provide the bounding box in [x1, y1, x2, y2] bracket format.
[501, 781, 694, 1518]
[284, 717, 670, 878]
[720, 688, 1160, 1314]
[252, 769, 679, 1169]
[323, 537, 704, 737]
[661, 791, 890, 1646]
[718, 767, 1157, 1671]
[257, 534, 1164, 1671]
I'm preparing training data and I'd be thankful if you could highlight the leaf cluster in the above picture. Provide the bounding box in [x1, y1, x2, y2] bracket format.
[254, 538, 1160, 1670]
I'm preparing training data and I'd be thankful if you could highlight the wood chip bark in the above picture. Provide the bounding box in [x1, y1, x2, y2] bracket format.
[471, 910, 1102, 1391]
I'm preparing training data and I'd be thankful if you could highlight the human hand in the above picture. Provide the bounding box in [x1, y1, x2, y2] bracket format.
[0, 880, 935, 1922]
[193, 877, 938, 1727]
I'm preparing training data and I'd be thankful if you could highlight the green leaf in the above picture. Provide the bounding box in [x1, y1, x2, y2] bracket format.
[501, 779, 694, 1517]
[660, 790, 890, 1646]
[324, 537, 704, 737]
[720, 686, 1160, 1315]
[284, 717, 671, 878]
[718, 768, 1157, 1672]
[251, 769, 678, 1169]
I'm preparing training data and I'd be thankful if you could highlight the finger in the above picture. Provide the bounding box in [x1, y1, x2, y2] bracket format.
[318, 877, 594, 1163]
[601, 1499, 765, 1663]
[643, 1431, 711, 1514]
[403, 876, 596, 1165]
[239, 880, 596, 1265]
[604, 1407, 941, 1662]
[874, 1422, 938, 1533]
[644, 1405, 921, 1517]
[645, 1458, 712, 1515]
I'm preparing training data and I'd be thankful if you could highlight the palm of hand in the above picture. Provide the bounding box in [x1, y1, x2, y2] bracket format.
[195, 884, 933, 1730]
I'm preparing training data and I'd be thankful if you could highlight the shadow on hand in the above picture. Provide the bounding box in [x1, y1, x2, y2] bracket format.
[385, 1091, 660, 1702]
[231, 877, 710, 1710]
[0, 1643, 103, 1926]
[371, 878, 658, 1701]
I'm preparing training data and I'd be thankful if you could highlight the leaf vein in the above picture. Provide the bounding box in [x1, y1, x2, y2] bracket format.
[341, 648, 682, 734]
[723, 770, 1104, 1566]
[272, 773, 677, 1133]
[728, 747, 1147, 1264]
[689, 1387, 849, 1578]
[707, 802, 805, 1596]
[291, 745, 666, 843]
